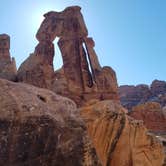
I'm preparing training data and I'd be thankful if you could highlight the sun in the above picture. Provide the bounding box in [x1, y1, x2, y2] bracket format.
[29, 4, 63, 35]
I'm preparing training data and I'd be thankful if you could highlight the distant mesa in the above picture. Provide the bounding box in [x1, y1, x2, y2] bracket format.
[119, 80, 166, 110]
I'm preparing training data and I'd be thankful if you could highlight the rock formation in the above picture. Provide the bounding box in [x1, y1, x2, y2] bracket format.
[0, 78, 164, 165]
[17, 6, 118, 106]
[129, 102, 166, 133]
[80, 100, 165, 166]
[119, 80, 166, 110]
[151, 80, 166, 96]
[0, 5, 165, 166]
[0, 34, 17, 81]
[0, 78, 101, 166]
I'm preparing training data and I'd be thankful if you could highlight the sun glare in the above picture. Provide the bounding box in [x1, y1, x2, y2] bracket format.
[29, 4, 63, 34]
[29, 4, 64, 70]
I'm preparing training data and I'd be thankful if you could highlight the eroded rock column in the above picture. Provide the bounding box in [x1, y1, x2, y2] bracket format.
[58, 38, 93, 94]
[0, 34, 17, 81]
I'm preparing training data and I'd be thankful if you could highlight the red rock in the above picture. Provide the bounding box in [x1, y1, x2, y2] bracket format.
[1, 5, 165, 166]
[0, 34, 17, 81]
[0, 78, 101, 166]
[129, 102, 166, 132]
[18, 53, 54, 89]
[150, 80, 166, 96]
[119, 84, 151, 110]
[119, 80, 166, 109]
[18, 6, 118, 106]
[80, 100, 165, 166]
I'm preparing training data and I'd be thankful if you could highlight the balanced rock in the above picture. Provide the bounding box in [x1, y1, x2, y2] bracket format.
[0, 34, 17, 81]
[129, 102, 166, 132]
[17, 6, 118, 106]
[80, 100, 165, 166]
[0, 78, 101, 166]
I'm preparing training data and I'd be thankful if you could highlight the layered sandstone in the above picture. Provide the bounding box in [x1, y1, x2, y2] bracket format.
[129, 102, 166, 132]
[0, 34, 17, 81]
[119, 80, 166, 110]
[0, 78, 101, 166]
[17, 6, 118, 106]
[80, 100, 165, 166]
[151, 80, 166, 96]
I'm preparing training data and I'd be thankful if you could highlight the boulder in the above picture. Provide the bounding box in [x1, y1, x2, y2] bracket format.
[0, 78, 101, 166]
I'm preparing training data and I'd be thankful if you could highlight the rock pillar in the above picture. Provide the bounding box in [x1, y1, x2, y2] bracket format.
[0, 34, 17, 81]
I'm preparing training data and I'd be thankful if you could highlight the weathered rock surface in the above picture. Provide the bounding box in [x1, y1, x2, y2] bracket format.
[0, 78, 101, 166]
[18, 53, 54, 89]
[1, 5, 165, 166]
[129, 102, 166, 133]
[80, 100, 165, 166]
[0, 34, 17, 81]
[119, 80, 166, 110]
[151, 80, 166, 96]
[0, 78, 165, 166]
[17, 6, 118, 106]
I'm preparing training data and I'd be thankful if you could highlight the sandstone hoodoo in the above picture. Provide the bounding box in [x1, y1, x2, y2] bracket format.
[18, 6, 118, 106]
[0, 34, 17, 81]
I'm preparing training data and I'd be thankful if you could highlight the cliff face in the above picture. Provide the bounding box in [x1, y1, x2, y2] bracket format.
[119, 81, 166, 133]
[119, 80, 166, 110]
[80, 100, 164, 166]
[0, 5, 165, 166]
[129, 102, 166, 132]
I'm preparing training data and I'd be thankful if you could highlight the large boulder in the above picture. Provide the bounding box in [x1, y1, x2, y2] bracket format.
[0, 78, 100, 166]
[80, 100, 165, 166]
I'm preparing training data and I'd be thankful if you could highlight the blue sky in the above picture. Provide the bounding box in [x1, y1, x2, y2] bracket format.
[0, 0, 165, 85]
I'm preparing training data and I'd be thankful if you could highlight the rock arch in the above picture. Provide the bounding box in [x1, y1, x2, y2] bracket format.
[18, 6, 118, 105]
